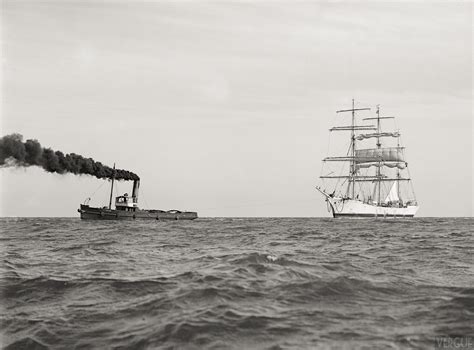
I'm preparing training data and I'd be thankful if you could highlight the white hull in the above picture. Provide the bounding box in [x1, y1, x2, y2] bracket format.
[326, 197, 418, 218]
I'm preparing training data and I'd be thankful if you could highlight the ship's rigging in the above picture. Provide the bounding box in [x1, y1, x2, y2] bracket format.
[318, 100, 418, 212]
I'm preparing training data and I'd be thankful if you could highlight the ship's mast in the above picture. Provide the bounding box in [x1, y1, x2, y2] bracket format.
[321, 103, 416, 207]
[350, 99, 356, 199]
[397, 134, 400, 201]
[376, 106, 382, 205]
[108, 163, 116, 210]
[335, 100, 371, 199]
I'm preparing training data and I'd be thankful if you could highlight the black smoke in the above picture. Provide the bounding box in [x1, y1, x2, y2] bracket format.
[0, 134, 139, 181]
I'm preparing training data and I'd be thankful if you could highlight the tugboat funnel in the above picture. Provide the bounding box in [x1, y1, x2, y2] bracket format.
[132, 179, 140, 203]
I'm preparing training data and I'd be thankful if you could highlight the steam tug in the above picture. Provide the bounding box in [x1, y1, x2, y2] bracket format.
[78, 169, 198, 220]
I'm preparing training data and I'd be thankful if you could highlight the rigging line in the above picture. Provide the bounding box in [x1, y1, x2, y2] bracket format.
[406, 160, 416, 200]
[140, 190, 152, 210]
[321, 132, 331, 177]
[326, 129, 332, 158]
[321, 133, 331, 178]
[328, 132, 352, 159]
[394, 116, 399, 135]
[320, 114, 334, 179]
[397, 133, 416, 199]
[200, 198, 320, 211]
[87, 180, 106, 200]
[129, 188, 155, 218]
[332, 157, 347, 190]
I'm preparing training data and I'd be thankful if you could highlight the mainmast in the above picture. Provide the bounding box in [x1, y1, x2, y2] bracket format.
[351, 99, 355, 198]
[397, 133, 401, 201]
[376, 106, 382, 205]
[362, 107, 398, 206]
[108, 163, 116, 210]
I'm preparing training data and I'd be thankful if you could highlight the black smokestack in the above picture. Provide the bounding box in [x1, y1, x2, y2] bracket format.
[0, 134, 139, 181]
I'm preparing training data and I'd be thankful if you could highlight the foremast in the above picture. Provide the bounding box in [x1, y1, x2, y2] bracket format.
[334, 99, 371, 199]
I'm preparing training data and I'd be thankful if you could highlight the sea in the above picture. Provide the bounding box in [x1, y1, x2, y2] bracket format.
[1, 217, 473, 349]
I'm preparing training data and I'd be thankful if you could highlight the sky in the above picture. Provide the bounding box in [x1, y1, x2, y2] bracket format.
[0, 1, 472, 217]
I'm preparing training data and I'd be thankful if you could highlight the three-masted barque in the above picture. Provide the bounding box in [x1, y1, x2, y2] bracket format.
[316, 100, 418, 218]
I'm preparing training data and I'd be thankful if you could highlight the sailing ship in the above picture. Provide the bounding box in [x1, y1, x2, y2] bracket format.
[316, 100, 418, 218]
[78, 167, 198, 220]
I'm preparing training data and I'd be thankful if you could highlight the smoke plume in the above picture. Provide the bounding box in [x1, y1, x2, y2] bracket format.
[0, 134, 139, 181]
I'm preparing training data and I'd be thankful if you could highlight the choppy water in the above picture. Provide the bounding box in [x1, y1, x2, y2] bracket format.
[1, 217, 473, 349]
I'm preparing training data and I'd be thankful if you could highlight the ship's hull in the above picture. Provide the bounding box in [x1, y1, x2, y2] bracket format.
[326, 198, 418, 218]
[78, 205, 198, 220]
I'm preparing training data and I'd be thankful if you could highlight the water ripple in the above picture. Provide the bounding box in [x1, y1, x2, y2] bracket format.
[1, 217, 473, 349]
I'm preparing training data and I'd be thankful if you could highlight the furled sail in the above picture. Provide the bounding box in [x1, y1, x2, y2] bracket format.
[355, 161, 407, 170]
[385, 182, 400, 203]
[354, 147, 404, 164]
[356, 132, 400, 141]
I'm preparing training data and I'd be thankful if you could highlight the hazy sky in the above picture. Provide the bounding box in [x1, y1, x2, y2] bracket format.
[1, 1, 472, 217]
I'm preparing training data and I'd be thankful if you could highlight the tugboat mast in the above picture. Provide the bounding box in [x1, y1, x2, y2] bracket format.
[108, 163, 116, 210]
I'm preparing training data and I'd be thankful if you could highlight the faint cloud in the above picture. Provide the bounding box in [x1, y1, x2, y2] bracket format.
[74, 45, 98, 70]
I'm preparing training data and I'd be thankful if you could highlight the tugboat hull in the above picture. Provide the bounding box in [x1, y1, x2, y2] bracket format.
[78, 205, 198, 220]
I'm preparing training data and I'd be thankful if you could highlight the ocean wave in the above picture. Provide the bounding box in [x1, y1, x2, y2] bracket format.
[4, 337, 50, 350]
[1, 217, 472, 349]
